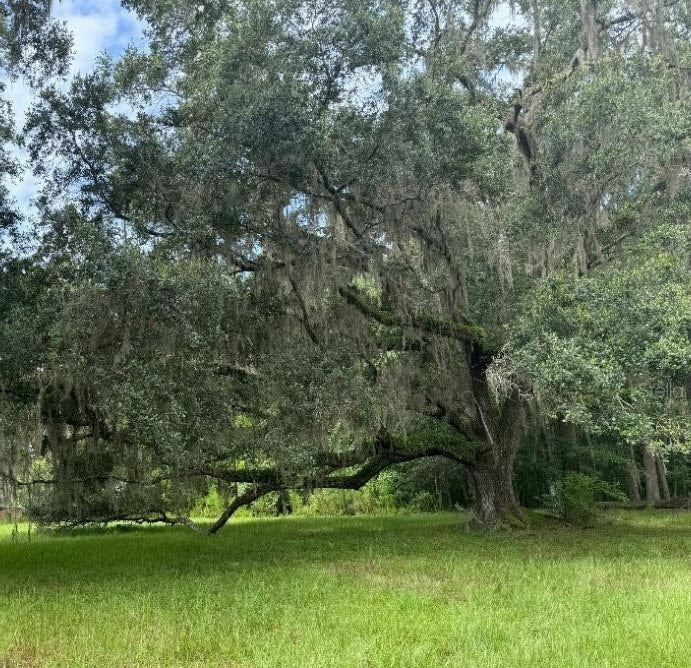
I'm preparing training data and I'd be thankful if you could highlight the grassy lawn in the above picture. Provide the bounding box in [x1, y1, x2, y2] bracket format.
[1, 511, 690, 667]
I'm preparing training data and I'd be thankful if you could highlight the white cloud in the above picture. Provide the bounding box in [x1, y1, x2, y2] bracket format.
[54, 0, 145, 76]
[6, 79, 33, 129]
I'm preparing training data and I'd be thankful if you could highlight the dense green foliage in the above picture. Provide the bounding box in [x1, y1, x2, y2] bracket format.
[0, 0, 71, 228]
[541, 471, 626, 526]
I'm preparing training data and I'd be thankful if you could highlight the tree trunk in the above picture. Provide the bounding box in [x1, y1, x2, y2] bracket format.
[579, 0, 598, 60]
[467, 386, 525, 528]
[531, 0, 542, 71]
[464, 385, 525, 527]
[655, 455, 671, 501]
[47, 420, 79, 521]
[642, 445, 661, 503]
[469, 452, 523, 526]
[624, 442, 641, 502]
[275, 489, 293, 515]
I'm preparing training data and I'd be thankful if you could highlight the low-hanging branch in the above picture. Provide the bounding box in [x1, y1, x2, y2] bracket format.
[189, 443, 478, 535]
[23, 441, 478, 535]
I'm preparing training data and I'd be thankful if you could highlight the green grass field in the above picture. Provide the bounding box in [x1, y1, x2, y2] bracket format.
[1, 510, 690, 667]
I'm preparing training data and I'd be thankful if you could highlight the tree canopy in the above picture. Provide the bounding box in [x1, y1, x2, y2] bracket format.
[0, 0, 689, 530]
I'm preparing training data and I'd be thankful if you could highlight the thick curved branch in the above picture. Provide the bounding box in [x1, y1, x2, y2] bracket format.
[314, 163, 364, 240]
[339, 286, 486, 345]
[206, 484, 273, 534]
[419, 397, 484, 445]
[15, 437, 479, 536]
[319, 446, 475, 489]
[201, 443, 478, 534]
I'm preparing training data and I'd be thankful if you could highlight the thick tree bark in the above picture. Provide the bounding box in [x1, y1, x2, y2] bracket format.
[624, 442, 641, 502]
[655, 455, 671, 501]
[579, 0, 598, 60]
[466, 388, 525, 527]
[207, 485, 272, 534]
[469, 451, 523, 526]
[641, 444, 661, 503]
[275, 489, 293, 515]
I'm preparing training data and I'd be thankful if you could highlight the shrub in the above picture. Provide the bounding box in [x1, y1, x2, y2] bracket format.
[191, 484, 227, 518]
[544, 472, 626, 526]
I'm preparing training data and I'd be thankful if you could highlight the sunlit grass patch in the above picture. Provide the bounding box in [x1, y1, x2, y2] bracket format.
[0, 511, 690, 667]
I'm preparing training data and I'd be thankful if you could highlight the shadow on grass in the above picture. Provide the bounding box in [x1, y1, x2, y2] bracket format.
[0, 512, 690, 595]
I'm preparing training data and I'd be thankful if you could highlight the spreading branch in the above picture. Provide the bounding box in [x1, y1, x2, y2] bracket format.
[339, 286, 486, 346]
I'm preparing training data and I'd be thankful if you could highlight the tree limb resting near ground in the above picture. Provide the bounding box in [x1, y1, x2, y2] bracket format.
[16, 441, 479, 535]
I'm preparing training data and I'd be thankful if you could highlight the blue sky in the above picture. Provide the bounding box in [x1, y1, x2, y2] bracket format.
[7, 0, 145, 209]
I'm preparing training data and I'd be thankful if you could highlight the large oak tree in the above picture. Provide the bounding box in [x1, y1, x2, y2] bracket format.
[0, 0, 687, 530]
